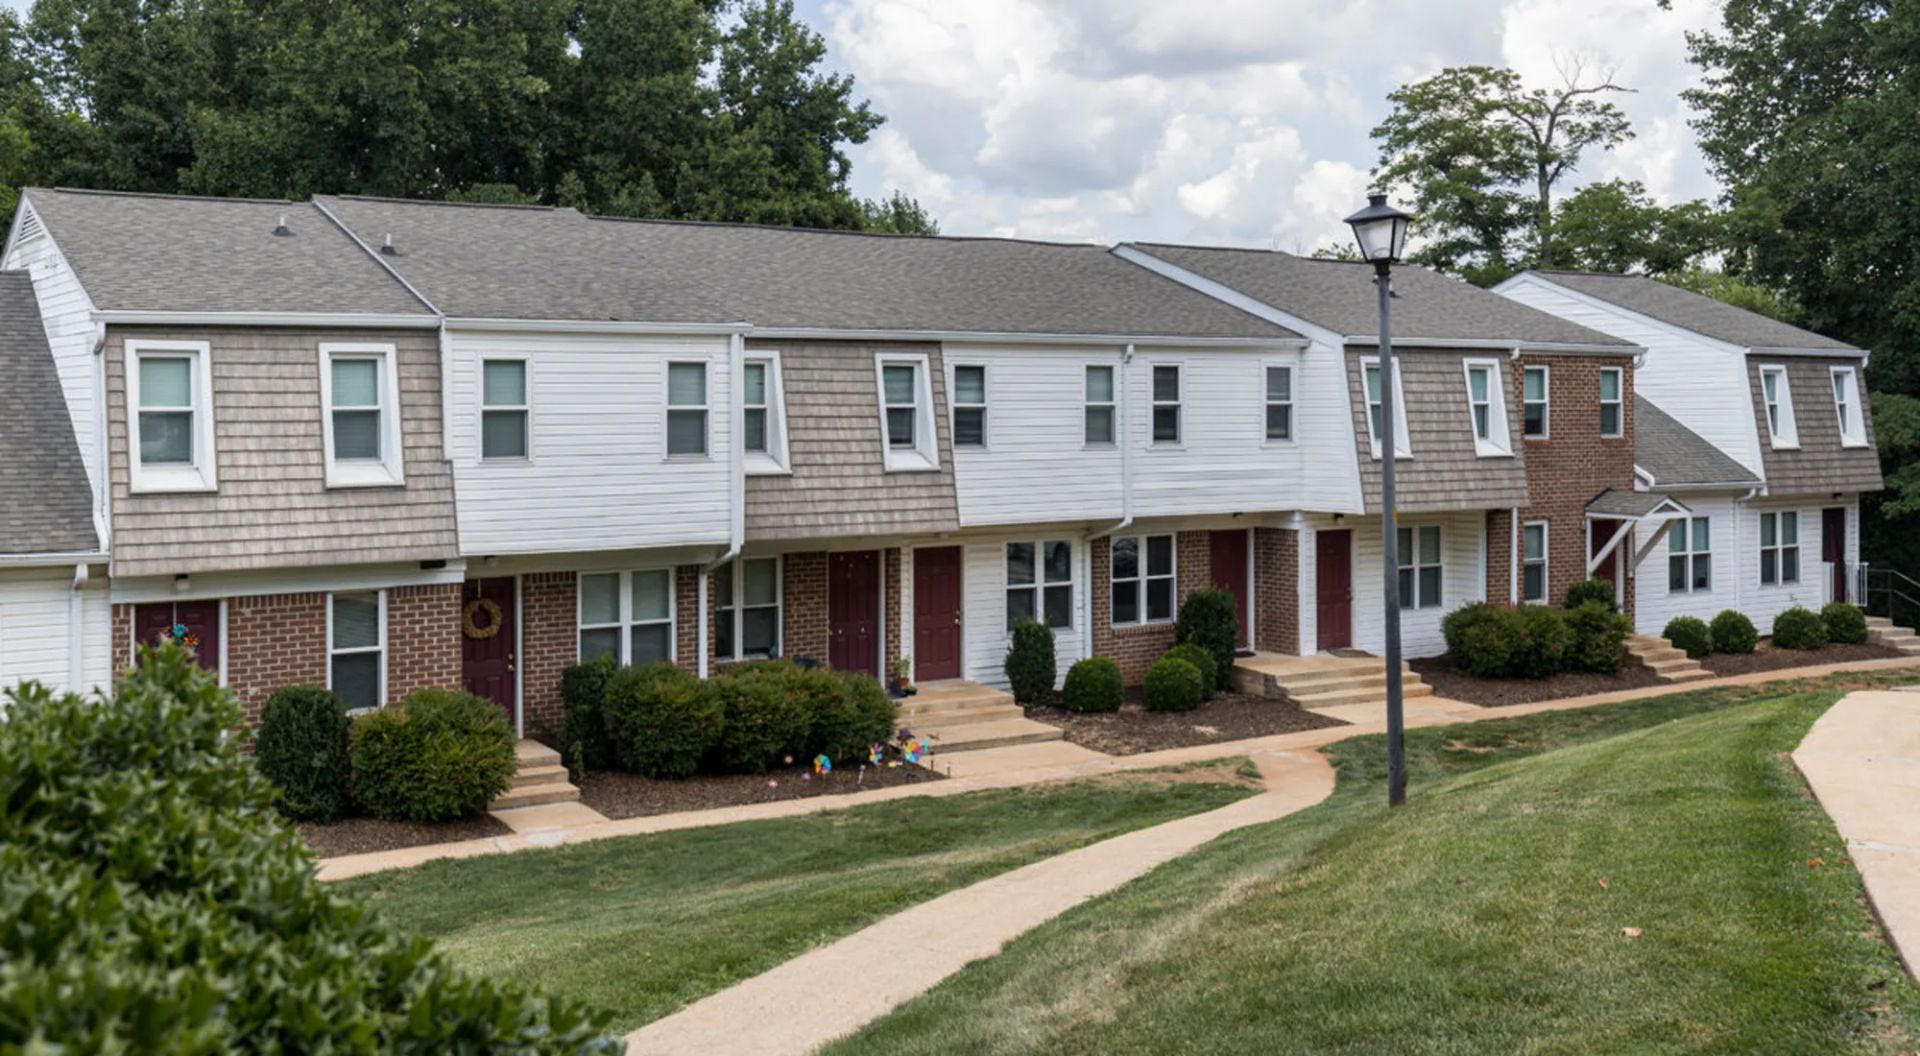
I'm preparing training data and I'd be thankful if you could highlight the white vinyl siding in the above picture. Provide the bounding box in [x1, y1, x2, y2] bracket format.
[1316, 511, 1483, 658]
[961, 531, 1087, 688]
[2, 201, 105, 499]
[0, 572, 113, 697]
[1634, 495, 1854, 636]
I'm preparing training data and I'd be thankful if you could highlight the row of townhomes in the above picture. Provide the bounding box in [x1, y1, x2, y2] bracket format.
[0, 187, 1882, 734]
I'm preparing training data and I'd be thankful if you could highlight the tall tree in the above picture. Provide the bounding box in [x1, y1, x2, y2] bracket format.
[1550, 179, 1721, 275]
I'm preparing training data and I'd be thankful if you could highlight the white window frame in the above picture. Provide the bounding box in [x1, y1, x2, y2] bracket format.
[950, 362, 989, 449]
[1759, 510, 1801, 587]
[1668, 516, 1713, 594]
[126, 338, 218, 493]
[1264, 363, 1294, 443]
[874, 352, 939, 471]
[665, 360, 711, 459]
[1760, 364, 1798, 448]
[1397, 523, 1444, 610]
[715, 555, 783, 662]
[742, 351, 791, 474]
[1831, 366, 1867, 447]
[1006, 539, 1074, 633]
[478, 354, 532, 463]
[1150, 362, 1183, 446]
[1110, 533, 1177, 627]
[1599, 366, 1624, 439]
[1522, 364, 1550, 439]
[1521, 520, 1549, 604]
[326, 589, 386, 712]
[577, 568, 678, 665]
[1360, 356, 1413, 458]
[1462, 358, 1512, 457]
[318, 342, 405, 488]
[1084, 364, 1117, 446]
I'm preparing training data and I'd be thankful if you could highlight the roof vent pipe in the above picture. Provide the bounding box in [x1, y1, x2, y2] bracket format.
[272, 213, 292, 236]
[380, 233, 398, 255]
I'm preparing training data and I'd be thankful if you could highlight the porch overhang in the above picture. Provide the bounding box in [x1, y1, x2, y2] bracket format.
[1586, 489, 1692, 575]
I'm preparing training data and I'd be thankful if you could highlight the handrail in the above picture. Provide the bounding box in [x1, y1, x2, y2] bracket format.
[1860, 565, 1920, 623]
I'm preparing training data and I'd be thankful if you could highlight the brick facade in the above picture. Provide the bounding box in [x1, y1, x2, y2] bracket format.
[386, 583, 462, 705]
[780, 552, 830, 664]
[884, 547, 904, 680]
[520, 572, 577, 733]
[1254, 527, 1300, 654]
[225, 592, 329, 724]
[1090, 529, 1215, 684]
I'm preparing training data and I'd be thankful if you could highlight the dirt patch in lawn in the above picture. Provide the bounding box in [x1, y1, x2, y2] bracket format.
[1410, 656, 1665, 708]
[578, 750, 945, 821]
[1027, 688, 1344, 755]
[298, 813, 512, 859]
[1699, 641, 1903, 678]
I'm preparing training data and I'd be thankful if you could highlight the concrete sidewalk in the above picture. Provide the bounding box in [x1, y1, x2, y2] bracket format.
[1792, 689, 1920, 979]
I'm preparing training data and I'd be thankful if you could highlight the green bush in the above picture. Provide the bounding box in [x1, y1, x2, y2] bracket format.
[1143, 656, 1205, 713]
[796, 665, 898, 762]
[1710, 610, 1759, 655]
[1510, 605, 1573, 678]
[1161, 642, 1220, 700]
[1004, 619, 1058, 705]
[1822, 601, 1869, 645]
[252, 684, 351, 822]
[1663, 616, 1713, 659]
[713, 662, 814, 772]
[559, 653, 619, 773]
[1772, 606, 1828, 650]
[348, 689, 518, 823]
[1564, 577, 1617, 611]
[1062, 657, 1124, 713]
[0, 643, 617, 1052]
[604, 662, 723, 778]
[1565, 602, 1632, 674]
[1442, 602, 1518, 677]
[1175, 587, 1238, 690]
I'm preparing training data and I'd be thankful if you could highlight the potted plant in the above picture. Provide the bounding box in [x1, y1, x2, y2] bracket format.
[888, 656, 918, 698]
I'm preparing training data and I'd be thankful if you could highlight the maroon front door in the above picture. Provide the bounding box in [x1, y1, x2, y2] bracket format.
[829, 550, 882, 677]
[1316, 530, 1353, 651]
[1823, 507, 1848, 601]
[461, 577, 518, 724]
[133, 600, 221, 673]
[1591, 518, 1621, 600]
[1210, 529, 1251, 649]
[913, 546, 963, 681]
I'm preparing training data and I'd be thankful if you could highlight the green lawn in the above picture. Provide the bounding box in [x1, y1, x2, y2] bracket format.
[343, 763, 1260, 1033]
[827, 673, 1920, 1055]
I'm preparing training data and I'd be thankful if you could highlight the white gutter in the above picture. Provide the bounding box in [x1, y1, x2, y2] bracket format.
[91, 322, 110, 552]
[1084, 343, 1138, 658]
[449, 317, 753, 336]
[700, 332, 750, 675]
[92, 309, 439, 329]
[1508, 507, 1520, 605]
[1342, 335, 1641, 356]
[68, 562, 89, 688]
[0, 550, 107, 569]
[747, 325, 1302, 349]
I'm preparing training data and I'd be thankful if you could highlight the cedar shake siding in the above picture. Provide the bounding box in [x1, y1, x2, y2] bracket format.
[1746, 357, 1883, 496]
[743, 340, 961, 541]
[104, 326, 458, 577]
[1345, 347, 1531, 514]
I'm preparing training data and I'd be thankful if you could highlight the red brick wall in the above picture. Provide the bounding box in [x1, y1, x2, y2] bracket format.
[385, 583, 461, 705]
[111, 603, 131, 674]
[1255, 527, 1300, 654]
[1090, 530, 1214, 684]
[521, 572, 576, 733]
[225, 592, 329, 724]
[674, 565, 700, 667]
[781, 552, 829, 664]
[885, 547, 903, 680]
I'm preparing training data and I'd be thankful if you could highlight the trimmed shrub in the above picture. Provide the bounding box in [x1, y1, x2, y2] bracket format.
[559, 653, 619, 773]
[348, 689, 518, 823]
[713, 662, 814, 772]
[1442, 602, 1518, 677]
[1175, 587, 1238, 690]
[1161, 642, 1220, 700]
[1822, 601, 1869, 645]
[1772, 606, 1828, 650]
[798, 665, 898, 762]
[1663, 616, 1713, 659]
[1004, 619, 1058, 705]
[1710, 610, 1759, 655]
[1510, 605, 1573, 679]
[253, 684, 351, 822]
[604, 661, 723, 778]
[1062, 657, 1124, 713]
[1564, 577, 1617, 611]
[1142, 656, 1205, 713]
[1565, 602, 1632, 674]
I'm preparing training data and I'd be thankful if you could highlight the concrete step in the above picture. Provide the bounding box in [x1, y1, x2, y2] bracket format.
[1625, 636, 1711, 684]
[515, 740, 562, 769]
[1665, 668, 1717, 683]
[911, 717, 1066, 754]
[897, 699, 1026, 728]
[491, 782, 581, 810]
[1292, 681, 1434, 708]
[1645, 657, 1701, 674]
[1274, 667, 1416, 693]
[512, 763, 572, 789]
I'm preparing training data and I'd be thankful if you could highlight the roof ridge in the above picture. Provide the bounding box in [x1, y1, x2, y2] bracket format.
[39, 186, 296, 206]
[584, 212, 1110, 250]
[323, 193, 564, 213]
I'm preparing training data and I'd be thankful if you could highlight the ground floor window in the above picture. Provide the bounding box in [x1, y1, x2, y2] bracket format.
[1111, 534, 1175, 625]
[1008, 540, 1073, 631]
[329, 591, 384, 711]
[1760, 511, 1800, 586]
[1397, 525, 1443, 609]
[1669, 517, 1712, 592]
[716, 557, 780, 660]
[579, 569, 675, 665]
[1521, 521, 1548, 604]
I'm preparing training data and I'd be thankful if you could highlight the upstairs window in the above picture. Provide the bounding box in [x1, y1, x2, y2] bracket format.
[1151, 365, 1181, 444]
[1085, 365, 1116, 444]
[742, 354, 789, 472]
[1599, 367, 1624, 438]
[321, 343, 404, 487]
[1521, 521, 1548, 604]
[128, 339, 216, 492]
[1111, 534, 1175, 625]
[666, 362, 709, 456]
[1760, 365, 1797, 448]
[715, 556, 780, 660]
[1397, 524, 1443, 609]
[1361, 357, 1411, 457]
[328, 591, 384, 712]
[579, 569, 676, 665]
[952, 364, 987, 447]
[1522, 365, 1549, 438]
[1265, 366, 1293, 441]
[1759, 511, 1800, 586]
[1464, 360, 1510, 456]
[481, 358, 529, 460]
[1668, 516, 1712, 593]
[1832, 366, 1867, 447]
[744, 362, 769, 454]
[1007, 540, 1072, 631]
[876, 353, 938, 470]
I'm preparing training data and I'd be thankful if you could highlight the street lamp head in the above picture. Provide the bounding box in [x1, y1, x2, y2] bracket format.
[1344, 192, 1412, 271]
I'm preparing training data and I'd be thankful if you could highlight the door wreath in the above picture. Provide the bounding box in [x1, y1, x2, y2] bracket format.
[463, 597, 504, 640]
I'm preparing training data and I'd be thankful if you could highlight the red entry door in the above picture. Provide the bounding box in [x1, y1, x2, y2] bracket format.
[461, 578, 518, 724]
[1316, 530, 1353, 652]
[1590, 518, 1621, 600]
[1210, 529, 1251, 649]
[132, 600, 221, 673]
[1823, 507, 1848, 601]
[913, 546, 964, 681]
[829, 551, 882, 677]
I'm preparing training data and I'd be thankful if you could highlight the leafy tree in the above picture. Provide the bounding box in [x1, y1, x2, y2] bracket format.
[1549, 179, 1721, 275]
[1656, 268, 1796, 322]
[860, 190, 939, 235]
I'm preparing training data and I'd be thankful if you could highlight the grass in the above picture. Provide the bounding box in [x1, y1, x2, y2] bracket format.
[826, 672, 1920, 1055]
[343, 762, 1260, 1033]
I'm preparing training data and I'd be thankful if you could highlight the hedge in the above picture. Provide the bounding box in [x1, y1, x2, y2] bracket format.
[1565, 601, 1631, 674]
[348, 689, 518, 823]
[1062, 657, 1124, 713]
[1004, 619, 1058, 705]
[559, 653, 619, 772]
[604, 662, 724, 778]
[1175, 587, 1238, 690]
[253, 685, 350, 822]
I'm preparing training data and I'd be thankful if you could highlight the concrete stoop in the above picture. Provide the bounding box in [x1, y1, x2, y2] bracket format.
[490, 740, 583, 810]
[898, 680, 1064, 755]
[1626, 635, 1714, 684]
[1866, 616, 1920, 656]
[1231, 653, 1433, 720]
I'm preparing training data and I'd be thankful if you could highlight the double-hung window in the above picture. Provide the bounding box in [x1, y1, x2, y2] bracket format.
[1522, 365, 1549, 438]
[128, 339, 216, 492]
[481, 358, 529, 460]
[744, 361, 770, 454]
[321, 343, 404, 487]
[1397, 525, 1443, 609]
[1599, 367, 1624, 438]
[877, 353, 938, 469]
[1007, 540, 1072, 631]
[715, 557, 780, 660]
[1668, 517, 1712, 592]
[1085, 365, 1116, 444]
[329, 591, 384, 712]
[742, 355, 788, 471]
[1521, 522, 1548, 604]
[1151, 365, 1181, 444]
[1760, 365, 1797, 447]
[1464, 360, 1510, 455]
[1759, 511, 1800, 586]
[1832, 367, 1867, 446]
[666, 362, 709, 456]
[952, 365, 987, 447]
[1362, 357, 1410, 457]
[1111, 535, 1175, 625]
[579, 569, 676, 665]
[1265, 366, 1293, 441]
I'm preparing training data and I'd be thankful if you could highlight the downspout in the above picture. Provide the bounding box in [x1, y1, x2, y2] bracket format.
[1509, 506, 1520, 605]
[68, 562, 89, 689]
[91, 324, 110, 552]
[1084, 343, 1136, 659]
[700, 331, 749, 676]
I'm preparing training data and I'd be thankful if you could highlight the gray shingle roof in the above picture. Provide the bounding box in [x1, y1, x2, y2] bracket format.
[317, 196, 1297, 339]
[1586, 488, 1683, 518]
[1125, 243, 1632, 348]
[20, 188, 432, 316]
[1525, 270, 1859, 353]
[0, 271, 98, 555]
[1635, 396, 1761, 488]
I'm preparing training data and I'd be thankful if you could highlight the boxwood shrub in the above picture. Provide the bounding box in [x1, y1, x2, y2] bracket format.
[1442, 602, 1517, 677]
[604, 661, 723, 778]
[559, 653, 619, 772]
[794, 664, 898, 762]
[1511, 605, 1573, 678]
[1161, 642, 1220, 700]
[1004, 619, 1058, 705]
[1062, 657, 1124, 713]
[1822, 601, 1869, 645]
[1663, 616, 1713, 659]
[348, 689, 518, 823]
[1710, 610, 1759, 655]
[1175, 587, 1238, 690]
[1565, 601, 1632, 674]
[712, 661, 814, 772]
[1563, 577, 1617, 611]
[1772, 606, 1829, 650]
[1143, 656, 1205, 713]
[253, 684, 350, 822]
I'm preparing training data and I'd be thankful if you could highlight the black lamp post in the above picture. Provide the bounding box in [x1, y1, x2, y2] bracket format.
[1344, 191, 1413, 808]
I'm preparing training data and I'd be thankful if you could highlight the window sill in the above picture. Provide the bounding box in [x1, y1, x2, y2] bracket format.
[662, 453, 713, 464]
[1111, 619, 1175, 630]
[325, 461, 406, 489]
[744, 453, 790, 476]
[1082, 441, 1119, 451]
[1768, 441, 1800, 451]
[129, 465, 218, 494]
[1840, 440, 1871, 450]
[1368, 447, 1414, 461]
[882, 450, 941, 473]
[1261, 437, 1295, 448]
[1472, 443, 1514, 459]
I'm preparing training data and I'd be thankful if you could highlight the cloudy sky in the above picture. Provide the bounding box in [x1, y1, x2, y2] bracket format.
[801, 0, 1726, 250]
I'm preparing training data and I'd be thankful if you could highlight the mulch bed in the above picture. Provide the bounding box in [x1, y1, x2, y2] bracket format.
[1027, 687, 1344, 756]
[1410, 656, 1665, 709]
[297, 813, 512, 859]
[1699, 640, 1904, 678]
[577, 749, 945, 821]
